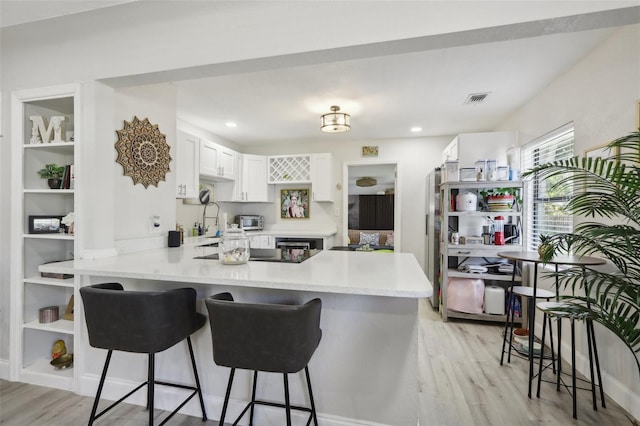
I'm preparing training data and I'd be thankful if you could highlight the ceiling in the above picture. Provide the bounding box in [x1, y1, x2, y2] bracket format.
[1, 2, 637, 146]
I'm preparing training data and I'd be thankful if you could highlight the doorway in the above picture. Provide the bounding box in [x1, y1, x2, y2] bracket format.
[342, 161, 400, 250]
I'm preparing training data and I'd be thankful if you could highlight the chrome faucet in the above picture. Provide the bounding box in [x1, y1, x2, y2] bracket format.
[202, 201, 220, 235]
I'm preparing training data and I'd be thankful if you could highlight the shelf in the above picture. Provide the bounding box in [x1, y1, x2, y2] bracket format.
[442, 180, 523, 189]
[446, 211, 521, 217]
[446, 309, 523, 324]
[24, 142, 75, 150]
[24, 189, 74, 194]
[447, 270, 521, 282]
[24, 275, 74, 288]
[24, 318, 74, 334]
[24, 233, 74, 240]
[21, 358, 74, 389]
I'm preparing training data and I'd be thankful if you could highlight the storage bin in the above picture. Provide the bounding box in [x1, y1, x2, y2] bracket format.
[448, 278, 485, 314]
[444, 161, 460, 182]
[484, 285, 505, 315]
[460, 168, 476, 181]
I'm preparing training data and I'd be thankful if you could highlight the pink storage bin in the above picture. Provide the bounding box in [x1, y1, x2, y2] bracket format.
[447, 278, 485, 314]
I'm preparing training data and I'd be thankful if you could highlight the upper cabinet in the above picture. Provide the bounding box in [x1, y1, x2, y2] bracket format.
[175, 130, 200, 199]
[200, 139, 236, 181]
[310, 153, 334, 202]
[217, 154, 272, 202]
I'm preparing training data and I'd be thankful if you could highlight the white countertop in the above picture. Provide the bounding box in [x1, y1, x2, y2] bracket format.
[40, 244, 432, 298]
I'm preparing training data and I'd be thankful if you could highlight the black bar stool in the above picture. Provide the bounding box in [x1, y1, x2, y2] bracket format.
[80, 283, 208, 425]
[536, 301, 605, 419]
[205, 292, 322, 426]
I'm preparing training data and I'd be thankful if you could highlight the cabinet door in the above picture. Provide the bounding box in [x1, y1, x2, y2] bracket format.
[176, 131, 199, 199]
[310, 153, 333, 202]
[199, 139, 219, 178]
[242, 154, 268, 201]
[218, 146, 236, 180]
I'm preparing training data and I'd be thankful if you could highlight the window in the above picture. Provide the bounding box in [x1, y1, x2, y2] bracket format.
[521, 123, 574, 250]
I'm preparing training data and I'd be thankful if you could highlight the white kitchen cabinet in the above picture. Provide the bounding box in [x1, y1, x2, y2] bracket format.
[200, 139, 236, 181]
[310, 153, 334, 202]
[268, 155, 311, 183]
[175, 130, 200, 198]
[217, 154, 272, 202]
[439, 180, 526, 323]
[10, 83, 81, 391]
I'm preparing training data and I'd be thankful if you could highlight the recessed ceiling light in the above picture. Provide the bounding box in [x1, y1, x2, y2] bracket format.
[410, 127, 422, 133]
[225, 122, 238, 128]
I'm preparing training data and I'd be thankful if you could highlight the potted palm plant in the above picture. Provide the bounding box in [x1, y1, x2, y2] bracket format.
[37, 163, 65, 189]
[522, 130, 640, 374]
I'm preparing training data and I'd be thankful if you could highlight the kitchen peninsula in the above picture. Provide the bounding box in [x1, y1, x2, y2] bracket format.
[40, 244, 432, 426]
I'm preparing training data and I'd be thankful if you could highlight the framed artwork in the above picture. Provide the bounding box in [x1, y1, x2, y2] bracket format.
[585, 143, 619, 160]
[281, 189, 309, 219]
[28, 215, 63, 234]
[362, 146, 378, 157]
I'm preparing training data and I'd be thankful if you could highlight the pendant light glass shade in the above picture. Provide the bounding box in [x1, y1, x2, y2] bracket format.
[321, 106, 350, 133]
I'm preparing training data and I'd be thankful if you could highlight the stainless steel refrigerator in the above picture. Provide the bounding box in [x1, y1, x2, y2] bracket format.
[425, 168, 442, 308]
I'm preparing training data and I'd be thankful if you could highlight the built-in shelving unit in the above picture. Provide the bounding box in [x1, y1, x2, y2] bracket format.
[439, 180, 526, 323]
[10, 83, 81, 391]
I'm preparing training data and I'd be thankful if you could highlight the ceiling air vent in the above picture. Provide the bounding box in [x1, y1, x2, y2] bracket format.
[464, 92, 490, 104]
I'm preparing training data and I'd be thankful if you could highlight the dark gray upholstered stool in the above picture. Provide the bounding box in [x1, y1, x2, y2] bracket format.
[205, 292, 322, 426]
[80, 283, 207, 426]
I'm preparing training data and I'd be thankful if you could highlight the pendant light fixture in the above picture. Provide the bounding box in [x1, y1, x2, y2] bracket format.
[321, 105, 350, 133]
[355, 177, 377, 187]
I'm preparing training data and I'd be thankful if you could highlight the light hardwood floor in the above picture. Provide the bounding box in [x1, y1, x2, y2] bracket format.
[1, 299, 637, 425]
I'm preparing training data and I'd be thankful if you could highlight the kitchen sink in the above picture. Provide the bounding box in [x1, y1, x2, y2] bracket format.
[198, 242, 219, 247]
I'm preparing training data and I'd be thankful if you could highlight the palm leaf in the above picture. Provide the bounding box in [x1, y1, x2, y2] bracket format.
[524, 131, 640, 375]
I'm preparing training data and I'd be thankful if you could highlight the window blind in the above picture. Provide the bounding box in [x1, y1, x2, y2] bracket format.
[521, 123, 574, 250]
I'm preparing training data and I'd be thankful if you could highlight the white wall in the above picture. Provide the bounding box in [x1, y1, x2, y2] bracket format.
[495, 24, 640, 420]
[243, 136, 450, 262]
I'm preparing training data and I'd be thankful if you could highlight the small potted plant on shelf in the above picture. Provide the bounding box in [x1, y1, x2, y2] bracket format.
[37, 163, 65, 189]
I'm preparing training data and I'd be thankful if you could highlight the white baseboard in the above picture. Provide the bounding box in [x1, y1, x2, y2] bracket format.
[0, 359, 9, 380]
[79, 373, 388, 426]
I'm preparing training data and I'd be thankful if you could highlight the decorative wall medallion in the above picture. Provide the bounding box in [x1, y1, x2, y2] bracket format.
[115, 116, 171, 188]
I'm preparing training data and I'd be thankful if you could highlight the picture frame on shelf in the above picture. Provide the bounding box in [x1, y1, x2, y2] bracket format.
[281, 189, 309, 219]
[62, 295, 74, 321]
[28, 215, 64, 234]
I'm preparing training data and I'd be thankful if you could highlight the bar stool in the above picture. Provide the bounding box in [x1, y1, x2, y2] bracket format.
[536, 301, 605, 419]
[205, 292, 322, 426]
[501, 285, 556, 368]
[79, 283, 207, 425]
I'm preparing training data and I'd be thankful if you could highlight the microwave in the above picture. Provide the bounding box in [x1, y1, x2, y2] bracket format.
[235, 215, 264, 231]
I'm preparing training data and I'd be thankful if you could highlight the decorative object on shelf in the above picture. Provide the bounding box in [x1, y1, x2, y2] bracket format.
[63, 295, 74, 321]
[362, 146, 378, 157]
[320, 105, 350, 133]
[28, 215, 63, 234]
[115, 116, 171, 188]
[479, 187, 521, 211]
[37, 163, 65, 189]
[522, 130, 640, 373]
[38, 306, 59, 323]
[51, 339, 67, 360]
[355, 176, 377, 187]
[29, 115, 66, 144]
[61, 211, 74, 234]
[281, 189, 309, 219]
[537, 234, 554, 260]
[50, 353, 73, 369]
[40, 260, 74, 279]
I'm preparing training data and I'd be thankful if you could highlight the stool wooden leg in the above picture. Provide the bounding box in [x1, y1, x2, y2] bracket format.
[588, 320, 606, 408]
[148, 354, 155, 426]
[220, 368, 235, 426]
[89, 350, 113, 426]
[547, 313, 556, 374]
[571, 319, 577, 419]
[283, 373, 292, 426]
[305, 366, 319, 426]
[557, 318, 562, 391]
[537, 312, 548, 398]
[186, 337, 207, 421]
[250, 370, 258, 425]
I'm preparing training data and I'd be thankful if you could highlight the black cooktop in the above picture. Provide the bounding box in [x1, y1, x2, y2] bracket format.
[194, 248, 320, 263]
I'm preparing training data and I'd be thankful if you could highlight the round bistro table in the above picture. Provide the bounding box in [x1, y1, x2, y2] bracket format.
[497, 251, 605, 400]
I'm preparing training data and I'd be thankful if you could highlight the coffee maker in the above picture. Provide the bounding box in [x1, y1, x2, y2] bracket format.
[504, 223, 520, 244]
